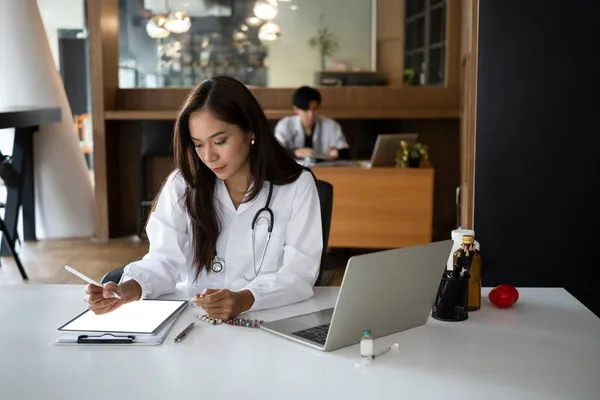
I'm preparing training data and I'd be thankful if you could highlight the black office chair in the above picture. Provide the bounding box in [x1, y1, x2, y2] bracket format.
[102, 179, 336, 286]
[138, 122, 174, 238]
[315, 179, 336, 286]
[0, 152, 28, 280]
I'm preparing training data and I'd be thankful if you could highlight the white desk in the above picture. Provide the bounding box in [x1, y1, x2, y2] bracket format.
[1, 285, 599, 400]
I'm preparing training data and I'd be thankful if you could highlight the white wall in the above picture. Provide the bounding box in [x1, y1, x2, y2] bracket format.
[0, 0, 84, 155]
[37, 0, 85, 70]
[266, 0, 373, 87]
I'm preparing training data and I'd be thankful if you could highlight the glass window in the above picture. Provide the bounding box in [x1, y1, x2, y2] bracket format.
[118, 0, 374, 88]
[404, 0, 446, 86]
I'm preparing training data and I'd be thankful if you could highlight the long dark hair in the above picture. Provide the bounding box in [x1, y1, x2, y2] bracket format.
[173, 76, 307, 280]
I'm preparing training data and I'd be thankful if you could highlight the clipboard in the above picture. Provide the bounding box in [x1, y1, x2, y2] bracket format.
[54, 299, 188, 345]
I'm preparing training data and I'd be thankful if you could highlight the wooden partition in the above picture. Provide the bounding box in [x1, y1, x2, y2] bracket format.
[87, 0, 119, 240]
[459, 0, 479, 229]
[312, 166, 434, 248]
[86, 0, 467, 241]
[108, 86, 460, 120]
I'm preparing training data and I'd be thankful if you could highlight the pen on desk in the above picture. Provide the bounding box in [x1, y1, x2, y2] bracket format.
[64, 265, 122, 299]
[371, 343, 399, 359]
[174, 322, 195, 343]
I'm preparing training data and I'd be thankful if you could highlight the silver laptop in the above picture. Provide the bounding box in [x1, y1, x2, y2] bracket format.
[360, 133, 419, 168]
[260, 240, 451, 352]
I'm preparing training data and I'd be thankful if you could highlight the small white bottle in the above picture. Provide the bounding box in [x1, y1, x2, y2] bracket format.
[360, 330, 374, 358]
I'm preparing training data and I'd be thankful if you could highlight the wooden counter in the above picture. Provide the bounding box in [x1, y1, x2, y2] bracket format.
[311, 166, 434, 249]
[105, 108, 460, 121]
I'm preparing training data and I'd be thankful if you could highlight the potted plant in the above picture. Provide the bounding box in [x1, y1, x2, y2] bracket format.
[308, 14, 340, 70]
[396, 141, 430, 168]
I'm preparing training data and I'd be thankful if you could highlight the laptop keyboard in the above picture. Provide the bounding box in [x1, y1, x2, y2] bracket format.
[291, 323, 330, 345]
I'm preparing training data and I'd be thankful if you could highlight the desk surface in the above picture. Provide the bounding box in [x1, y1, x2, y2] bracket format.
[0, 106, 61, 129]
[1, 286, 599, 399]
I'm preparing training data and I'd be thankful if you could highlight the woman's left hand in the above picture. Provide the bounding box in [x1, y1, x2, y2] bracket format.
[192, 289, 255, 320]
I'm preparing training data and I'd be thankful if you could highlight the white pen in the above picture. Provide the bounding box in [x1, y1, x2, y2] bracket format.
[64, 265, 122, 299]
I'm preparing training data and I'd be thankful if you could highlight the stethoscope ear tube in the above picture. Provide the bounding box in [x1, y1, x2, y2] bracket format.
[213, 182, 275, 279]
[251, 182, 274, 232]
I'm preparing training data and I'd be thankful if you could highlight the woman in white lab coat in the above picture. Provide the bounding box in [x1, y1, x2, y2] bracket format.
[85, 76, 323, 318]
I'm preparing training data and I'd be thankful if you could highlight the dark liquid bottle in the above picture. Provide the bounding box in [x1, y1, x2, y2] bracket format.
[453, 235, 481, 311]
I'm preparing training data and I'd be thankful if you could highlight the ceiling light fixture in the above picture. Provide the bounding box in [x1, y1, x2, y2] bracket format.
[258, 21, 281, 41]
[164, 10, 191, 34]
[253, 0, 278, 21]
[246, 16, 261, 26]
[146, 0, 192, 38]
[146, 14, 171, 39]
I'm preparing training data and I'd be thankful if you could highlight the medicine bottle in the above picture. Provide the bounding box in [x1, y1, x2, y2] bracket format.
[360, 330, 374, 357]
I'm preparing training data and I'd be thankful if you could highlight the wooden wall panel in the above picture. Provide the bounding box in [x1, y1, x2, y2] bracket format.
[115, 121, 141, 236]
[377, 0, 404, 40]
[459, 0, 478, 229]
[105, 120, 123, 236]
[376, 0, 404, 85]
[446, 0, 462, 92]
[87, 0, 119, 240]
[117, 87, 459, 113]
[113, 121, 176, 237]
[377, 40, 404, 86]
[106, 108, 460, 120]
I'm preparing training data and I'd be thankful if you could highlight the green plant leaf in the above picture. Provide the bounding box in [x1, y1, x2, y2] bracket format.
[307, 13, 340, 62]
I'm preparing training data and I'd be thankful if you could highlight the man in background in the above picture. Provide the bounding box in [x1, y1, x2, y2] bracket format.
[275, 86, 350, 160]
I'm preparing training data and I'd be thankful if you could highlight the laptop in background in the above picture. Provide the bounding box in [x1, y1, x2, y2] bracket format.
[360, 133, 419, 168]
[260, 240, 452, 352]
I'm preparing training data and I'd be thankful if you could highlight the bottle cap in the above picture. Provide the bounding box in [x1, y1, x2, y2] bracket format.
[452, 228, 475, 242]
[462, 235, 475, 244]
[363, 330, 371, 335]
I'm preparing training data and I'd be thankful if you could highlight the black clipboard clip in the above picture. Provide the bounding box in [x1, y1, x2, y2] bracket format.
[77, 333, 135, 344]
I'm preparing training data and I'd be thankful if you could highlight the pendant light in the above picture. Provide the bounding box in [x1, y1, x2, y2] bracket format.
[253, 0, 278, 21]
[258, 21, 281, 41]
[165, 10, 191, 34]
[146, 14, 170, 39]
[146, 0, 192, 38]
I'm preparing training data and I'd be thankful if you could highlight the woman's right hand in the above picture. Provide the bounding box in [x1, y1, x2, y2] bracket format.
[85, 280, 142, 315]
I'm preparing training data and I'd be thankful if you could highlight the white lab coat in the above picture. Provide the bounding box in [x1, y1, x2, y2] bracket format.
[120, 169, 323, 311]
[274, 115, 349, 157]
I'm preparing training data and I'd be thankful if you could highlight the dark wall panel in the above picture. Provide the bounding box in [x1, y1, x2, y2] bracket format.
[475, 0, 600, 315]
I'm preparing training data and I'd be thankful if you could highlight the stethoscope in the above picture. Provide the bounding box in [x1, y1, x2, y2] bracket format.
[210, 182, 274, 281]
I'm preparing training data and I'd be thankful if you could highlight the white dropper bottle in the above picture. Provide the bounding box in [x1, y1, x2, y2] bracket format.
[360, 330, 374, 358]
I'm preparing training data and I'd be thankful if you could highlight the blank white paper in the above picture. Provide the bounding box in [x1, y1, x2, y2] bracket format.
[60, 300, 186, 334]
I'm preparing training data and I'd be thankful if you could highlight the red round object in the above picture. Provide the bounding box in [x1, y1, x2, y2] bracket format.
[510, 286, 519, 303]
[488, 285, 518, 308]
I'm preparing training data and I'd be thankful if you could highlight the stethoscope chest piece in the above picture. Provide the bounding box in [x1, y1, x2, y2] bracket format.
[211, 255, 225, 274]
